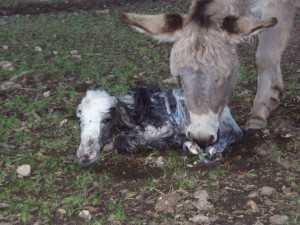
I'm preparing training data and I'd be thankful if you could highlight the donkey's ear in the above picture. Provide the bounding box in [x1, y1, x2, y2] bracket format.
[222, 16, 278, 42]
[120, 13, 185, 42]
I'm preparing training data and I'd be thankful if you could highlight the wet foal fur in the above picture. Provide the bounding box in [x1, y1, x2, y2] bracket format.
[120, 0, 298, 147]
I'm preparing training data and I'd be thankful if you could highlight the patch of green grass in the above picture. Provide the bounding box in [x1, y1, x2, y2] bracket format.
[208, 166, 226, 180]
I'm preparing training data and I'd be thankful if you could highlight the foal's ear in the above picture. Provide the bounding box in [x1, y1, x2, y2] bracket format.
[120, 13, 186, 42]
[222, 16, 278, 42]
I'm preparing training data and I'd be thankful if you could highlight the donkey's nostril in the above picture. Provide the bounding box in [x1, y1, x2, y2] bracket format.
[209, 135, 215, 145]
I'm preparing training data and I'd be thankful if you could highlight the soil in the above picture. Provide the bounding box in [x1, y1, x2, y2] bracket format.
[0, 0, 299, 224]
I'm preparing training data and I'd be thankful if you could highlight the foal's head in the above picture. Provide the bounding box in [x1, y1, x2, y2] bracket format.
[121, 0, 277, 147]
[76, 90, 116, 165]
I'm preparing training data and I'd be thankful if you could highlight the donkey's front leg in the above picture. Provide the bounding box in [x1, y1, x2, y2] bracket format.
[246, 1, 296, 130]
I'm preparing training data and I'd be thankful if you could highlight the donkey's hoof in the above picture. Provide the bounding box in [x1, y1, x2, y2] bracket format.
[245, 118, 266, 130]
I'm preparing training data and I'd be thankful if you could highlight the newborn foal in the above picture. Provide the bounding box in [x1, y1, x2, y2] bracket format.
[76, 87, 242, 165]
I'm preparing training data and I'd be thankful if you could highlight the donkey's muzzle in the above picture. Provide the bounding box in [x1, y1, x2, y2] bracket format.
[188, 131, 217, 148]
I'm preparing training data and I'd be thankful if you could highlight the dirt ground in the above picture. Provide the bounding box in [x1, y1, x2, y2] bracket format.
[0, 0, 299, 224]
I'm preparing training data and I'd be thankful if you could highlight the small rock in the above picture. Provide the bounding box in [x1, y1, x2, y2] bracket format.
[263, 129, 270, 136]
[82, 206, 98, 213]
[71, 54, 81, 59]
[275, 177, 282, 182]
[43, 91, 51, 98]
[3, 45, 8, 50]
[125, 191, 138, 199]
[70, 50, 78, 55]
[35, 46, 42, 52]
[0, 203, 10, 208]
[194, 190, 209, 199]
[247, 200, 260, 213]
[155, 156, 165, 168]
[248, 192, 259, 198]
[0, 19, 7, 25]
[0, 81, 21, 92]
[261, 186, 276, 196]
[269, 215, 289, 225]
[57, 208, 67, 214]
[155, 193, 180, 214]
[95, 9, 110, 15]
[78, 210, 91, 220]
[190, 215, 210, 223]
[186, 164, 193, 168]
[0, 61, 14, 71]
[119, 188, 128, 194]
[253, 220, 264, 225]
[60, 119, 68, 127]
[278, 130, 292, 138]
[53, 51, 58, 55]
[193, 190, 213, 211]
[264, 199, 277, 206]
[16, 164, 31, 178]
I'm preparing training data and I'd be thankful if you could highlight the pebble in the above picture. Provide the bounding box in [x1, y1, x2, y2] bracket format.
[43, 91, 51, 98]
[0, 81, 21, 92]
[194, 190, 209, 199]
[95, 9, 110, 15]
[190, 215, 210, 223]
[78, 210, 91, 220]
[155, 193, 180, 214]
[248, 192, 259, 198]
[70, 50, 78, 55]
[193, 190, 213, 211]
[53, 51, 58, 55]
[57, 208, 67, 214]
[155, 156, 165, 168]
[16, 164, 31, 178]
[3, 45, 8, 50]
[247, 200, 260, 213]
[59, 119, 68, 127]
[125, 191, 138, 199]
[71, 54, 81, 59]
[269, 215, 289, 225]
[261, 186, 276, 196]
[0, 61, 14, 71]
[35, 46, 42, 52]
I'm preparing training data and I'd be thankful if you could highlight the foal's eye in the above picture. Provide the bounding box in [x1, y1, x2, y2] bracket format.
[102, 118, 112, 123]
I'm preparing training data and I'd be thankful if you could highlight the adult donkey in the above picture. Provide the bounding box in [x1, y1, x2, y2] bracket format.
[121, 0, 299, 147]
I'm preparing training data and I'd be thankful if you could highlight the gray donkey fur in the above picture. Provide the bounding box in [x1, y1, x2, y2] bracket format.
[120, 0, 299, 147]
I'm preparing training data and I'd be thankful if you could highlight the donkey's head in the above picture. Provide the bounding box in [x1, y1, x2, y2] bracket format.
[121, 0, 277, 147]
[76, 90, 116, 165]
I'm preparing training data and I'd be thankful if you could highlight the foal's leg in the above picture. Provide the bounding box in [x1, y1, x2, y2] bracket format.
[246, 1, 297, 130]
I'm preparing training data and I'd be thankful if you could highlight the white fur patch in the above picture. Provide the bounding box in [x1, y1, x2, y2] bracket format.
[152, 34, 177, 43]
[77, 90, 116, 142]
[131, 26, 146, 34]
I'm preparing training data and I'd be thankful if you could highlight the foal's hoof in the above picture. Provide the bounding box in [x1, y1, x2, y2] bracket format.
[163, 77, 178, 84]
[245, 118, 267, 130]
